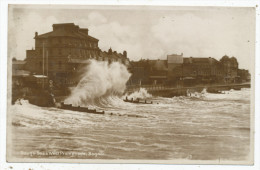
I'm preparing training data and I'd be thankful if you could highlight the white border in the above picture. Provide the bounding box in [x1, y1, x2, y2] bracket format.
[0, 0, 259, 170]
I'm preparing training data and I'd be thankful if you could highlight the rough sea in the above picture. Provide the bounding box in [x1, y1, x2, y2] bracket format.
[10, 88, 251, 161]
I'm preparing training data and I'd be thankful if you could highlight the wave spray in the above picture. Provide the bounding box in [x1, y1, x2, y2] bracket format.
[65, 60, 131, 106]
[125, 88, 152, 100]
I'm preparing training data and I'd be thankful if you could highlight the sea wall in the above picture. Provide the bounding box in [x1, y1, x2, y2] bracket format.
[130, 83, 251, 97]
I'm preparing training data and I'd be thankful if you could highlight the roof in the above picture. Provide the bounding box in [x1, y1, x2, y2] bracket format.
[148, 60, 168, 70]
[36, 23, 98, 41]
[53, 23, 75, 26]
[37, 30, 98, 41]
[100, 51, 126, 59]
[220, 55, 230, 62]
[183, 57, 218, 64]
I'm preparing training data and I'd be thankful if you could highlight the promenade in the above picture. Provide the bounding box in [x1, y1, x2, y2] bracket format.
[126, 83, 251, 97]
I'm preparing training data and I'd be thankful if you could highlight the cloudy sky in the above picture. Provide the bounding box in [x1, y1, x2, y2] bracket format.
[9, 5, 255, 71]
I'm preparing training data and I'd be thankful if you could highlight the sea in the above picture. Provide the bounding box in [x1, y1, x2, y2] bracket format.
[10, 87, 251, 161]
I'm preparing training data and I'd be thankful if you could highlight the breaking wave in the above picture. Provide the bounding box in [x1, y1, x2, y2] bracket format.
[65, 60, 131, 107]
[124, 88, 152, 100]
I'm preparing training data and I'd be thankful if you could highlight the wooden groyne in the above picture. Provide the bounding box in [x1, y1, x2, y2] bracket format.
[59, 102, 147, 118]
[123, 97, 153, 104]
[60, 102, 105, 114]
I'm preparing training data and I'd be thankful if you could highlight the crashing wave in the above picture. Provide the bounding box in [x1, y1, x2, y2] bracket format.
[125, 88, 152, 100]
[65, 60, 131, 107]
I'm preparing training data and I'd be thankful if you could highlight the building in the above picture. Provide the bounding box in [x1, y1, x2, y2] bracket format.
[148, 60, 168, 85]
[219, 55, 239, 83]
[182, 57, 225, 84]
[167, 53, 183, 80]
[99, 48, 129, 65]
[130, 53, 245, 86]
[238, 69, 251, 83]
[168, 54, 240, 85]
[25, 23, 129, 87]
[129, 59, 168, 85]
[12, 58, 30, 88]
[166, 54, 224, 86]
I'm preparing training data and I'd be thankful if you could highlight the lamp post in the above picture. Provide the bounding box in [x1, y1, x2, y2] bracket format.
[42, 42, 45, 89]
[43, 42, 45, 76]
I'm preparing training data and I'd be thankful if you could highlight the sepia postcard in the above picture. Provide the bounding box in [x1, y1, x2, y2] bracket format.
[6, 4, 255, 164]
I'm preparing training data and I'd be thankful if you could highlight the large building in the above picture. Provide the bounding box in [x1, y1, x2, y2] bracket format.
[130, 53, 247, 86]
[129, 59, 168, 85]
[25, 23, 130, 86]
[238, 69, 251, 83]
[182, 57, 225, 84]
[167, 53, 184, 79]
[219, 55, 239, 83]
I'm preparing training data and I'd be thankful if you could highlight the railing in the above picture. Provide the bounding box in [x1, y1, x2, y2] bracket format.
[126, 84, 166, 92]
[126, 82, 250, 93]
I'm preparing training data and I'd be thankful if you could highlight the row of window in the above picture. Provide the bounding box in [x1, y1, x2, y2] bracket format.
[37, 39, 98, 48]
[183, 69, 224, 75]
[37, 58, 127, 70]
[37, 48, 99, 58]
[38, 61, 63, 69]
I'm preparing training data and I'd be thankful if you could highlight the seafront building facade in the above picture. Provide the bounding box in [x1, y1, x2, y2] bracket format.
[12, 23, 250, 90]
[129, 54, 250, 86]
[23, 23, 129, 87]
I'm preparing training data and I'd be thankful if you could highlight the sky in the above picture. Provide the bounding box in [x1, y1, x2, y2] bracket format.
[8, 5, 255, 72]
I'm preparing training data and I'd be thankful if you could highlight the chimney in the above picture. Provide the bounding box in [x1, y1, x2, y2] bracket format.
[35, 32, 38, 37]
[108, 48, 112, 55]
[74, 25, 80, 32]
[80, 28, 89, 35]
[189, 56, 193, 63]
[209, 57, 213, 64]
[52, 23, 75, 31]
[123, 51, 127, 58]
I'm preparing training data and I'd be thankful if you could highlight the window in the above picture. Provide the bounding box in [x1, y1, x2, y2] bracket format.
[49, 49, 52, 55]
[78, 49, 80, 57]
[81, 50, 85, 57]
[58, 61, 62, 69]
